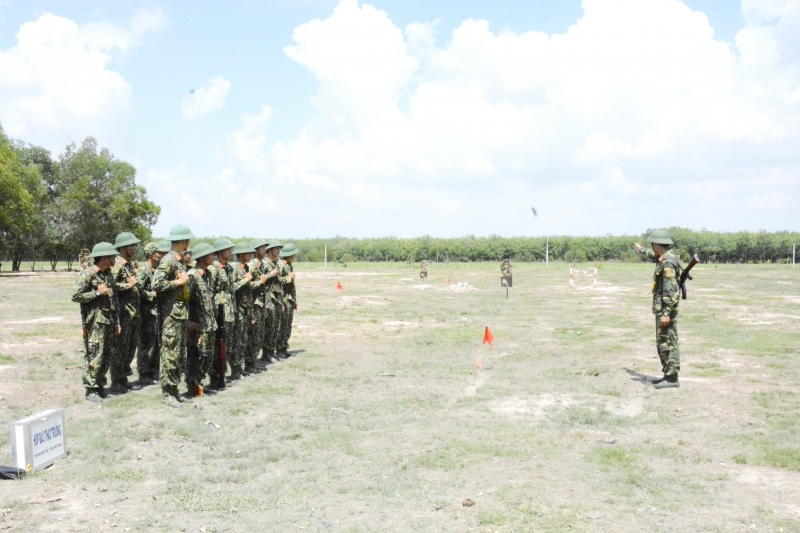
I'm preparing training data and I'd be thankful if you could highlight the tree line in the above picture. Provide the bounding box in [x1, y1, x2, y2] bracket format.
[276, 230, 799, 265]
[0, 124, 160, 271]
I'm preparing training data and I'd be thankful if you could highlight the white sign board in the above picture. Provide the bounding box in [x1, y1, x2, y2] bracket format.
[10, 409, 67, 472]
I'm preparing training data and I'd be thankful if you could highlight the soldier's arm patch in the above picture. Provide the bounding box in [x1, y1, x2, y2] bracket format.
[664, 267, 675, 278]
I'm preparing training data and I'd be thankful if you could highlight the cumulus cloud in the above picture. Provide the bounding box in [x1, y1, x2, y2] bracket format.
[150, 0, 799, 237]
[181, 76, 232, 118]
[0, 7, 166, 153]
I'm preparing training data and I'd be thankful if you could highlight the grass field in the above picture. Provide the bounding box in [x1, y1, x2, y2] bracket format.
[1, 261, 800, 532]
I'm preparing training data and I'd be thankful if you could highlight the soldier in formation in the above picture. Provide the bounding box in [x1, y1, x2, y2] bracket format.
[110, 232, 141, 393]
[72, 226, 301, 406]
[277, 243, 298, 358]
[72, 243, 121, 402]
[634, 229, 682, 389]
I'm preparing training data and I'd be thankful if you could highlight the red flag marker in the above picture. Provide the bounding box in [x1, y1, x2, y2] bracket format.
[447, 276, 451, 283]
[336, 281, 344, 291]
[483, 326, 495, 347]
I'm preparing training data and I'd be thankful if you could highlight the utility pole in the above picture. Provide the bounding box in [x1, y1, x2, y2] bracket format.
[324, 244, 327, 267]
[546, 236, 549, 268]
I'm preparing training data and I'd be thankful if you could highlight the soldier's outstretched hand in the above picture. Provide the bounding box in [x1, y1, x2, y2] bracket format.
[660, 315, 670, 328]
[634, 242, 642, 253]
[175, 272, 189, 286]
[289, 272, 296, 280]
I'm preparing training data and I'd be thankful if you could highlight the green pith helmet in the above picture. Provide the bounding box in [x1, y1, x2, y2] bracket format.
[645, 229, 674, 246]
[191, 243, 215, 260]
[212, 237, 235, 253]
[280, 243, 298, 258]
[114, 232, 140, 249]
[167, 224, 196, 241]
[88, 242, 118, 258]
[265, 239, 283, 251]
[157, 240, 172, 253]
[144, 242, 159, 256]
[251, 238, 268, 249]
[233, 241, 255, 255]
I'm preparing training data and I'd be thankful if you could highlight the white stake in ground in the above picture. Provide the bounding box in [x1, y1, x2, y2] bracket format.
[569, 263, 575, 288]
[593, 263, 598, 288]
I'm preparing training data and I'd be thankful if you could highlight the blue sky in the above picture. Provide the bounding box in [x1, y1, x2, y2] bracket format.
[1, 1, 797, 238]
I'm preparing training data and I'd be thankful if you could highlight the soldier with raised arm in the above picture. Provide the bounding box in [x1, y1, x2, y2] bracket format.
[634, 229, 682, 389]
[72, 242, 121, 402]
[152, 225, 195, 406]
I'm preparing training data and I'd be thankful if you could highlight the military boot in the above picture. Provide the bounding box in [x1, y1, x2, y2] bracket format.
[109, 380, 129, 394]
[651, 375, 667, 384]
[85, 390, 103, 403]
[121, 376, 142, 391]
[654, 375, 680, 389]
[161, 394, 181, 408]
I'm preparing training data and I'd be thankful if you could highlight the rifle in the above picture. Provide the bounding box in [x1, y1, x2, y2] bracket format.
[214, 304, 226, 389]
[679, 254, 700, 300]
[80, 304, 89, 356]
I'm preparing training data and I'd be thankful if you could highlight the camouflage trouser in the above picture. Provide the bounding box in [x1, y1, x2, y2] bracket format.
[187, 330, 214, 386]
[247, 304, 265, 367]
[655, 315, 680, 376]
[111, 312, 138, 382]
[136, 308, 159, 379]
[277, 300, 295, 352]
[83, 322, 114, 391]
[264, 299, 281, 358]
[228, 309, 249, 373]
[160, 317, 187, 394]
[207, 321, 233, 382]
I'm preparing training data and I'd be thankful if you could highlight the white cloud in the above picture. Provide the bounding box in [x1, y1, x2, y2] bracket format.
[0, 8, 166, 153]
[150, 0, 800, 237]
[181, 76, 232, 119]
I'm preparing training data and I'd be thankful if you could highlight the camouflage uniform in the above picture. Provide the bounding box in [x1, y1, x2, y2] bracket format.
[136, 261, 159, 381]
[230, 261, 253, 374]
[186, 266, 215, 388]
[277, 260, 296, 354]
[207, 260, 236, 384]
[247, 256, 267, 369]
[640, 248, 681, 377]
[72, 266, 119, 393]
[111, 257, 140, 384]
[263, 257, 284, 360]
[152, 252, 189, 396]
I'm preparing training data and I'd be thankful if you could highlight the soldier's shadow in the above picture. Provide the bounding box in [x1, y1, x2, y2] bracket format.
[288, 349, 306, 357]
[625, 368, 660, 385]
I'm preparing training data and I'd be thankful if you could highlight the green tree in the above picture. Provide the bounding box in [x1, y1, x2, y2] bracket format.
[59, 138, 160, 252]
[0, 126, 37, 271]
